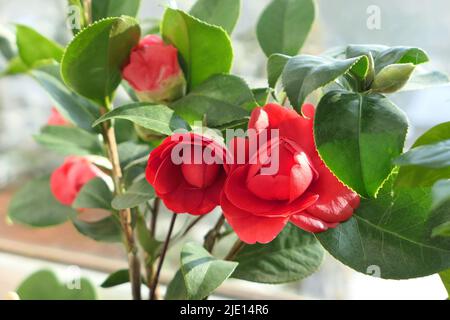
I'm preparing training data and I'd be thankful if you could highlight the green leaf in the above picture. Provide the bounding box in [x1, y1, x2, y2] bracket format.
[161, 8, 233, 90]
[396, 122, 450, 188]
[17, 269, 96, 300]
[439, 269, 450, 297]
[32, 69, 100, 132]
[118, 141, 150, 168]
[72, 216, 122, 243]
[180, 242, 238, 300]
[61, 16, 140, 105]
[91, 0, 141, 21]
[101, 269, 130, 288]
[93, 102, 189, 135]
[267, 53, 290, 88]
[257, 0, 315, 57]
[171, 74, 255, 127]
[16, 25, 63, 67]
[282, 55, 369, 108]
[0, 28, 15, 60]
[112, 178, 155, 210]
[190, 0, 240, 34]
[165, 270, 188, 300]
[402, 70, 450, 91]
[136, 215, 162, 261]
[433, 222, 450, 238]
[395, 139, 450, 169]
[34, 126, 104, 157]
[8, 175, 75, 227]
[2, 56, 28, 76]
[432, 179, 450, 210]
[73, 178, 113, 210]
[371, 63, 416, 93]
[252, 88, 271, 106]
[232, 224, 324, 283]
[314, 90, 408, 197]
[317, 178, 450, 279]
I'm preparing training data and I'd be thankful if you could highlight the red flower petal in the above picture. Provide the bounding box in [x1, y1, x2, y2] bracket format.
[290, 213, 338, 233]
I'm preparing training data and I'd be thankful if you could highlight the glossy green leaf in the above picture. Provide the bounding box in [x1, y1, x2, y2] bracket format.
[395, 139, 450, 169]
[61, 16, 140, 105]
[318, 178, 450, 279]
[439, 269, 450, 297]
[93, 102, 188, 135]
[73, 178, 113, 210]
[34, 126, 104, 157]
[171, 74, 255, 127]
[101, 269, 130, 288]
[282, 55, 369, 108]
[8, 175, 75, 227]
[17, 270, 96, 300]
[396, 122, 450, 188]
[16, 25, 63, 67]
[165, 270, 188, 300]
[161, 8, 233, 90]
[267, 53, 290, 88]
[91, 0, 141, 21]
[252, 88, 271, 106]
[118, 141, 150, 168]
[112, 178, 155, 210]
[190, 0, 240, 34]
[233, 224, 324, 283]
[371, 63, 415, 93]
[257, 0, 315, 57]
[314, 90, 408, 197]
[72, 216, 122, 243]
[180, 242, 238, 300]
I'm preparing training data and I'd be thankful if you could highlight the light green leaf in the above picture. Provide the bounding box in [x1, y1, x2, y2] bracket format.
[61, 16, 140, 105]
[395, 139, 450, 169]
[282, 54, 369, 108]
[190, 0, 240, 34]
[171, 74, 255, 127]
[91, 0, 141, 21]
[1, 56, 28, 76]
[8, 175, 75, 227]
[402, 70, 450, 91]
[233, 224, 324, 283]
[161, 8, 233, 90]
[165, 269, 188, 300]
[314, 90, 408, 197]
[252, 87, 271, 106]
[93, 102, 189, 135]
[34, 126, 104, 157]
[17, 270, 96, 300]
[371, 63, 416, 93]
[267, 53, 290, 88]
[73, 178, 113, 210]
[181, 242, 238, 300]
[72, 216, 122, 243]
[112, 178, 155, 210]
[439, 269, 450, 297]
[257, 0, 315, 57]
[433, 222, 450, 238]
[0, 27, 15, 60]
[136, 215, 162, 261]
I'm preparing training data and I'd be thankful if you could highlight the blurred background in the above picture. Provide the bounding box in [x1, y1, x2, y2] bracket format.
[0, 0, 449, 299]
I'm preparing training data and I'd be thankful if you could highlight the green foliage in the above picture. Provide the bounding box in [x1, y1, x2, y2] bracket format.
[91, 0, 141, 22]
[190, 0, 241, 34]
[112, 178, 155, 210]
[73, 178, 113, 210]
[101, 269, 130, 288]
[72, 216, 122, 243]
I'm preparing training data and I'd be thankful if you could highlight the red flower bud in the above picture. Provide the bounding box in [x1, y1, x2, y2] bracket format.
[47, 107, 70, 126]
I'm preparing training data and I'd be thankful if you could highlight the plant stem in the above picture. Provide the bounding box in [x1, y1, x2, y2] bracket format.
[150, 213, 177, 300]
[224, 239, 245, 261]
[204, 214, 225, 253]
[100, 106, 141, 300]
[150, 198, 160, 238]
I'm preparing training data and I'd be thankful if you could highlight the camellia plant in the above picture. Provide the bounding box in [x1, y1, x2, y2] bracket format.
[2, 0, 450, 300]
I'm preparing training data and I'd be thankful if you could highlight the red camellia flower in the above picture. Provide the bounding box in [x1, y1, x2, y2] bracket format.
[146, 133, 229, 215]
[122, 35, 186, 103]
[221, 103, 360, 244]
[47, 107, 69, 126]
[50, 157, 102, 206]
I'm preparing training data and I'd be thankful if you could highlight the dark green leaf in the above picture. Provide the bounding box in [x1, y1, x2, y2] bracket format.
[257, 0, 315, 57]
[180, 242, 238, 300]
[100, 269, 130, 288]
[267, 53, 290, 88]
[112, 178, 155, 210]
[252, 88, 271, 106]
[8, 175, 75, 227]
[395, 139, 450, 169]
[233, 224, 324, 283]
[161, 8, 233, 90]
[190, 0, 240, 34]
[118, 141, 150, 168]
[73, 178, 113, 210]
[91, 0, 141, 21]
[61, 16, 140, 105]
[136, 215, 162, 261]
[72, 215, 122, 243]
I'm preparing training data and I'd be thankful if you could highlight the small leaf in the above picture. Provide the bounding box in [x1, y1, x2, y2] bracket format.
[112, 178, 155, 210]
[180, 242, 238, 300]
[2, 56, 28, 76]
[161, 8, 233, 90]
[190, 0, 241, 34]
[371, 63, 415, 93]
[136, 215, 162, 261]
[395, 139, 450, 169]
[34, 126, 104, 157]
[267, 53, 290, 88]
[439, 269, 450, 297]
[0, 28, 15, 60]
[91, 0, 141, 22]
[73, 178, 113, 210]
[432, 222, 450, 238]
[233, 224, 324, 284]
[101, 269, 130, 288]
[93, 102, 188, 135]
[8, 175, 75, 227]
[252, 88, 271, 106]
[257, 0, 315, 57]
[282, 54, 369, 108]
[16, 25, 63, 67]
[165, 269, 188, 300]
[72, 216, 122, 243]
[314, 90, 408, 197]
[61, 16, 140, 105]
[17, 269, 96, 300]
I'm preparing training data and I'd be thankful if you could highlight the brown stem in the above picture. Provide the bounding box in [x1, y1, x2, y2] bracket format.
[224, 239, 245, 261]
[204, 215, 225, 253]
[150, 198, 160, 238]
[100, 107, 141, 300]
[150, 213, 177, 300]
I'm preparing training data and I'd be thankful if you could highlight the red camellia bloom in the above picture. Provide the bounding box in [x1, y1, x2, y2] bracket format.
[146, 133, 229, 215]
[50, 157, 101, 206]
[122, 35, 186, 103]
[221, 103, 360, 244]
[47, 107, 69, 126]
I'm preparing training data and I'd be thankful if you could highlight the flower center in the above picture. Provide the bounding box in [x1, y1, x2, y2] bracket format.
[181, 162, 221, 188]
